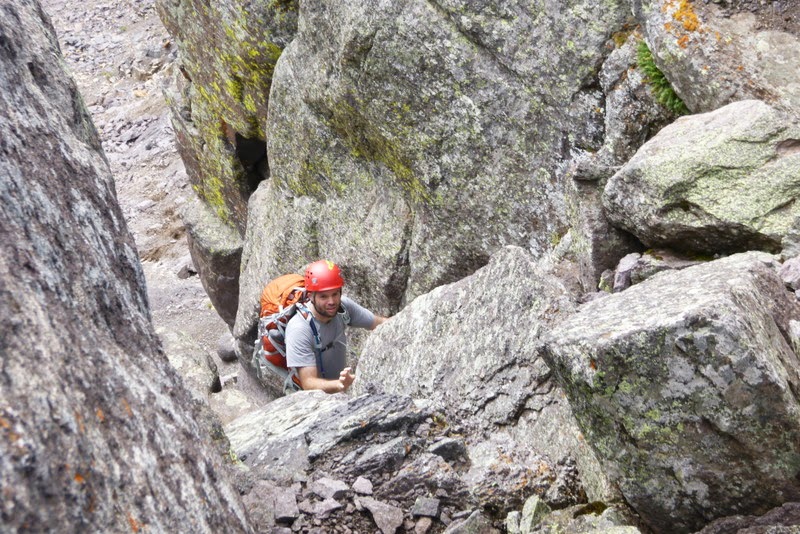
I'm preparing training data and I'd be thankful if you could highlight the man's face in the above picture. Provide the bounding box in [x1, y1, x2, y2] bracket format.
[311, 288, 342, 319]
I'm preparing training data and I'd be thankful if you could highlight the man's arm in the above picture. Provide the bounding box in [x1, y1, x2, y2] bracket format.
[297, 365, 355, 393]
[370, 315, 388, 330]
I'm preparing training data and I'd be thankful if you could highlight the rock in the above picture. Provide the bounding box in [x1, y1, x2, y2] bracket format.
[634, 0, 800, 113]
[604, 100, 800, 256]
[225, 391, 430, 482]
[309, 477, 350, 500]
[781, 217, 800, 260]
[520, 496, 552, 533]
[695, 501, 800, 534]
[428, 437, 467, 463]
[157, 0, 297, 235]
[157, 327, 220, 400]
[355, 246, 614, 502]
[411, 497, 441, 518]
[443, 510, 499, 534]
[352, 476, 374, 495]
[564, 34, 671, 292]
[234, 0, 635, 334]
[176, 255, 197, 279]
[183, 196, 243, 328]
[544, 252, 800, 533]
[505, 511, 522, 534]
[612, 253, 642, 292]
[416, 516, 434, 534]
[611, 250, 702, 292]
[379, 453, 468, 506]
[462, 436, 584, 512]
[359, 497, 405, 534]
[0, 1, 250, 530]
[528, 502, 642, 533]
[217, 330, 238, 362]
[313, 497, 343, 518]
[353, 436, 410, 475]
[780, 256, 800, 291]
[274, 488, 300, 524]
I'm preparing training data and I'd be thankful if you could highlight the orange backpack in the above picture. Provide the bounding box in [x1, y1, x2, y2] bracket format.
[252, 274, 319, 393]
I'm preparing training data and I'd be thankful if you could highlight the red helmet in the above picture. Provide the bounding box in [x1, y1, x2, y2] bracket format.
[304, 260, 344, 292]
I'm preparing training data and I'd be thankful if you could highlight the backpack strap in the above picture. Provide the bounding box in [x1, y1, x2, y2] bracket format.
[296, 303, 325, 378]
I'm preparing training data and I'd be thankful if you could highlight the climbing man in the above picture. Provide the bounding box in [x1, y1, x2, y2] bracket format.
[285, 259, 387, 393]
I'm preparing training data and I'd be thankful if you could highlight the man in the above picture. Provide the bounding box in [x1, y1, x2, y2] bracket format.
[285, 260, 387, 393]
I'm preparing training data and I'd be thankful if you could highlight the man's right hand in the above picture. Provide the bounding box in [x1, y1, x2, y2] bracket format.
[338, 366, 355, 391]
[297, 365, 355, 394]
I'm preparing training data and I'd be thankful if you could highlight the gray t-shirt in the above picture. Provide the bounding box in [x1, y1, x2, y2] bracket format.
[285, 296, 375, 379]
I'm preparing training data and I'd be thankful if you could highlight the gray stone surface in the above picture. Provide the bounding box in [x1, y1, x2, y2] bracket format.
[184, 196, 243, 327]
[520, 496, 552, 533]
[273, 488, 300, 524]
[527, 503, 642, 534]
[611, 250, 702, 292]
[360, 497, 405, 534]
[545, 252, 800, 533]
[428, 437, 467, 463]
[352, 476, 373, 495]
[157, 0, 297, 234]
[780, 256, 800, 291]
[355, 246, 614, 502]
[218, 330, 238, 362]
[231, 0, 634, 350]
[354, 436, 410, 475]
[604, 100, 800, 256]
[225, 391, 430, 482]
[309, 477, 349, 500]
[0, 2, 251, 530]
[634, 0, 800, 113]
[443, 510, 500, 534]
[696, 501, 800, 534]
[411, 497, 441, 518]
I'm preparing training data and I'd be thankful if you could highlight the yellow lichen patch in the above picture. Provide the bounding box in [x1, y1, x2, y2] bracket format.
[672, 0, 699, 32]
[95, 408, 105, 422]
[677, 34, 690, 48]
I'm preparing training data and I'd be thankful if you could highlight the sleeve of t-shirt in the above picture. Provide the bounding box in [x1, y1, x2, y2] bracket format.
[285, 315, 317, 369]
[341, 296, 375, 329]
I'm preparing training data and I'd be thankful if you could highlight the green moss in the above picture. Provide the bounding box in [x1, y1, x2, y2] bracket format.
[637, 40, 689, 116]
[323, 98, 432, 204]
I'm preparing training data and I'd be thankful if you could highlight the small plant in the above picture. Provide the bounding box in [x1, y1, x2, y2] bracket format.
[637, 40, 689, 116]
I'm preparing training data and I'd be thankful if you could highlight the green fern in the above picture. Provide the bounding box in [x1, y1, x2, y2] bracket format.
[637, 40, 689, 116]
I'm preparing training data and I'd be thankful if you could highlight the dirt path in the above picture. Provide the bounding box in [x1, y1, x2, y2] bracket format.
[42, 0, 272, 422]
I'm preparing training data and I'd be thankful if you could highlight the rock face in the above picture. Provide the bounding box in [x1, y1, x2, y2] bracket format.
[157, 0, 297, 233]
[604, 100, 800, 255]
[634, 0, 800, 114]
[0, 2, 250, 531]
[226, 390, 587, 532]
[544, 252, 800, 533]
[214, 0, 637, 351]
[354, 246, 615, 503]
[184, 196, 243, 327]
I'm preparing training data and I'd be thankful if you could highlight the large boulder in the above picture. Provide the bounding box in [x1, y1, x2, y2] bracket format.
[157, 0, 297, 232]
[234, 0, 633, 336]
[184, 196, 243, 327]
[633, 0, 800, 114]
[544, 252, 800, 533]
[354, 246, 615, 503]
[1, 2, 250, 531]
[603, 100, 800, 255]
[226, 390, 586, 531]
